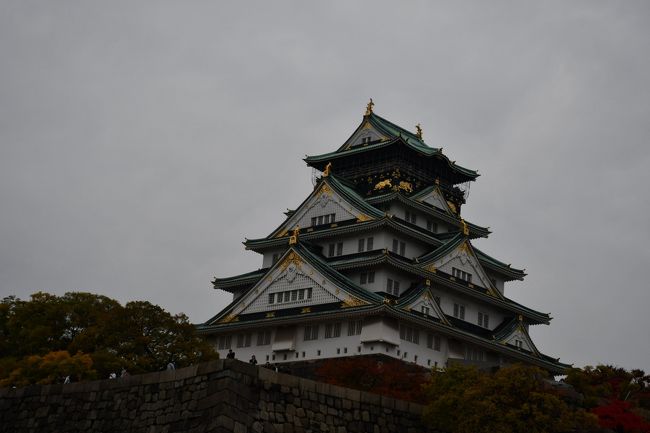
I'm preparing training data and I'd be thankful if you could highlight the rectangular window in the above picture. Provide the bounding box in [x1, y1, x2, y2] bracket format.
[325, 324, 333, 338]
[307, 288, 313, 299]
[427, 333, 441, 350]
[328, 243, 335, 257]
[298, 290, 304, 300]
[387, 278, 393, 294]
[399, 325, 419, 344]
[421, 306, 430, 316]
[257, 331, 271, 346]
[324, 323, 341, 339]
[392, 239, 398, 253]
[336, 242, 343, 256]
[426, 220, 437, 233]
[217, 335, 231, 350]
[453, 303, 465, 320]
[330, 213, 336, 222]
[367, 271, 375, 283]
[236, 333, 251, 348]
[291, 290, 298, 301]
[311, 217, 317, 227]
[268, 293, 275, 304]
[304, 325, 319, 341]
[399, 241, 406, 256]
[348, 320, 362, 336]
[358, 238, 365, 252]
[366, 237, 373, 250]
[324, 214, 330, 224]
[466, 347, 485, 361]
[405, 211, 416, 224]
[478, 312, 490, 328]
[318, 215, 324, 225]
[360, 273, 367, 284]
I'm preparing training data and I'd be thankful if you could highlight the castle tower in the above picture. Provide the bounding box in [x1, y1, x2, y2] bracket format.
[198, 103, 567, 374]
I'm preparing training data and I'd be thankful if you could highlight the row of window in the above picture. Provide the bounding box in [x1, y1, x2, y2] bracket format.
[406, 211, 439, 234]
[358, 237, 374, 252]
[217, 330, 274, 350]
[269, 288, 313, 305]
[327, 242, 343, 257]
[452, 302, 491, 329]
[220, 326, 444, 354]
[304, 320, 362, 341]
[311, 213, 336, 227]
[399, 325, 443, 352]
[452, 267, 472, 283]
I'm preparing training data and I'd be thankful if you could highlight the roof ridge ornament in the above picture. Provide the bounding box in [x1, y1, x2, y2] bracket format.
[289, 226, 300, 245]
[415, 123, 423, 140]
[365, 98, 374, 116]
[323, 162, 332, 177]
[460, 219, 470, 236]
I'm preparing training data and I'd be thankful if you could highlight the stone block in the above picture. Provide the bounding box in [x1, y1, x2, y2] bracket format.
[197, 359, 224, 375]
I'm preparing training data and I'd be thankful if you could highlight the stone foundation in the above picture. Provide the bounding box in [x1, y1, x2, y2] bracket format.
[0, 359, 434, 433]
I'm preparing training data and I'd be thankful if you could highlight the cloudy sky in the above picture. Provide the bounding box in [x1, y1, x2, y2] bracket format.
[1, 1, 649, 371]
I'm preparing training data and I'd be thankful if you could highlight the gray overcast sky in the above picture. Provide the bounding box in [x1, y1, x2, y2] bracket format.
[1, 1, 649, 371]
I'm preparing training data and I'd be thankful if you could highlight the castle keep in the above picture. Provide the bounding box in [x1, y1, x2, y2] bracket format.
[198, 101, 567, 374]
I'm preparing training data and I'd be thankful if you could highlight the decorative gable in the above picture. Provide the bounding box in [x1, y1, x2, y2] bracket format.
[342, 120, 389, 149]
[401, 287, 450, 325]
[273, 182, 372, 237]
[426, 241, 500, 296]
[500, 322, 540, 356]
[416, 186, 456, 215]
[216, 250, 370, 323]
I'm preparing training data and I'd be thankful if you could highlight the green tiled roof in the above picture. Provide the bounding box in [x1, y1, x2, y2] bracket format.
[305, 113, 479, 181]
[383, 306, 567, 374]
[212, 268, 267, 292]
[247, 216, 446, 252]
[474, 247, 526, 281]
[417, 234, 525, 282]
[366, 192, 490, 239]
[205, 242, 384, 325]
[324, 250, 550, 324]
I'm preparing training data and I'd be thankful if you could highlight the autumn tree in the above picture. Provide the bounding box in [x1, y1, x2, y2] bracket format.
[566, 365, 650, 432]
[421, 363, 598, 433]
[315, 356, 429, 402]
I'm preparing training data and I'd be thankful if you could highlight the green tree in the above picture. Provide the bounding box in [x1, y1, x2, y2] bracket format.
[0, 292, 218, 386]
[422, 363, 598, 433]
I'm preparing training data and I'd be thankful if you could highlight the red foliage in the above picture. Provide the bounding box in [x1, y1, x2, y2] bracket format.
[592, 399, 650, 433]
[315, 356, 428, 402]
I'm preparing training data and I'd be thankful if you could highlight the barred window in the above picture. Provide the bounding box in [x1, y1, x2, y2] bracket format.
[257, 330, 272, 346]
[304, 325, 319, 341]
[347, 320, 362, 336]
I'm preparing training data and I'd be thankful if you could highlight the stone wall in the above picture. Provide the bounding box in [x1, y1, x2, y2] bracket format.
[0, 359, 434, 433]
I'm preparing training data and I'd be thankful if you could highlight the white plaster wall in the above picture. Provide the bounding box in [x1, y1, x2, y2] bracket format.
[430, 287, 506, 330]
[213, 320, 453, 369]
[262, 248, 288, 268]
